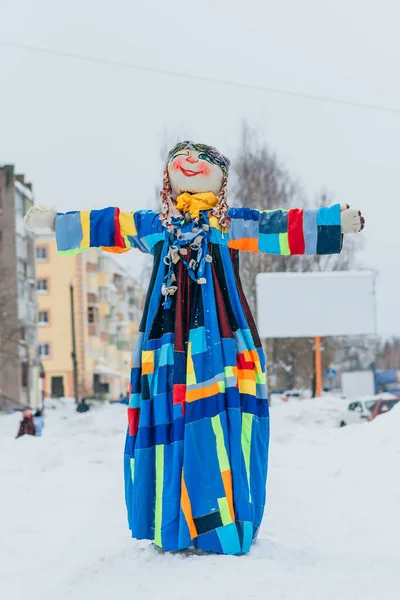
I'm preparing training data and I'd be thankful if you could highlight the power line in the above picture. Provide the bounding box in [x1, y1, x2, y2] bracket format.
[1, 39, 400, 116]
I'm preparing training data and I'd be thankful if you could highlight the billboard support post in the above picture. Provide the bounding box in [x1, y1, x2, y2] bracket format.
[315, 336, 322, 397]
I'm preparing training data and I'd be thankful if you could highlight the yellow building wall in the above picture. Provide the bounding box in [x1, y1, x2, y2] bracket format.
[36, 237, 140, 400]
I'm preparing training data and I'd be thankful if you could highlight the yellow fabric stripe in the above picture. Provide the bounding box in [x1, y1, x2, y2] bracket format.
[119, 211, 137, 237]
[218, 497, 233, 526]
[241, 413, 253, 498]
[211, 415, 230, 472]
[154, 444, 164, 547]
[80, 211, 91, 248]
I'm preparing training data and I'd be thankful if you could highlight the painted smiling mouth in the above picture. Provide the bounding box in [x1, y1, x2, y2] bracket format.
[178, 166, 203, 177]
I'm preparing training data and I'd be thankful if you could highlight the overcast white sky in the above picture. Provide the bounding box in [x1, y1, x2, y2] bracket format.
[1, 0, 399, 335]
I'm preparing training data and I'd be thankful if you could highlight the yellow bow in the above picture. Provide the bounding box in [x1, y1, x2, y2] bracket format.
[175, 192, 218, 219]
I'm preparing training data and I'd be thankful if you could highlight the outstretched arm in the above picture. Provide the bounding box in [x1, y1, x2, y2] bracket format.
[227, 204, 363, 255]
[25, 206, 164, 255]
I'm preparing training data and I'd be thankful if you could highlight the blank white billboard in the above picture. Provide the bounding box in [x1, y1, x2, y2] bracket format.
[256, 271, 376, 338]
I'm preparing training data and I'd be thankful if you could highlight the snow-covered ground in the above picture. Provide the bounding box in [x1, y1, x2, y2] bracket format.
[1, 398, 399, 600]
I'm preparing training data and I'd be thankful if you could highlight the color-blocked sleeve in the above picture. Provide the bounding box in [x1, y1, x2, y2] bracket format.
[55, 208, 164, 255]
[227, 205, 342, 255]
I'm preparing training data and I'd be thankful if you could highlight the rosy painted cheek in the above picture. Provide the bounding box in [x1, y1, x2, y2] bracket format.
[200, 162, 212, 176]
[171, 158, 184, 171]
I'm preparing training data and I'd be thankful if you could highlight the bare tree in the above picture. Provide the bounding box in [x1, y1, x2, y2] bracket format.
[231, 124, 360, 390]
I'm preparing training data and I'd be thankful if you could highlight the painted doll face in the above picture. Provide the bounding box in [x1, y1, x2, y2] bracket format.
[168, 148, 224, 197]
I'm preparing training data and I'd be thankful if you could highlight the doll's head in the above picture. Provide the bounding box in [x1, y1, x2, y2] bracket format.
[160, 141, 231, 228]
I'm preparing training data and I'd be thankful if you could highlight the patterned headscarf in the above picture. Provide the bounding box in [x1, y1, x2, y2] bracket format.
[160, 141, 231, 229]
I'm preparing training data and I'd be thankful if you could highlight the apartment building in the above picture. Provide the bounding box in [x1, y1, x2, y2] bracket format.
[36, 236, 142, 400]
[0, 166, 40, 408]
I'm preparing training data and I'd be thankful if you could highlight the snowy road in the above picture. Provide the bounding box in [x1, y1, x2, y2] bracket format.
[1, 399, 399, 600]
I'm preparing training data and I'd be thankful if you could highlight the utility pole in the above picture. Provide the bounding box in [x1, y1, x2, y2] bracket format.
[70, 284, 79, 404]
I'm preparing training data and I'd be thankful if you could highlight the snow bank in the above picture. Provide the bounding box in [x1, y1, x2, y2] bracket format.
[0, 400, 399, 600]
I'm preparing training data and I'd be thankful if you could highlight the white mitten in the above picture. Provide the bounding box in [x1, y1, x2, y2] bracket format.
[24, 204, 57, 232]
[340, 204, 365, 234]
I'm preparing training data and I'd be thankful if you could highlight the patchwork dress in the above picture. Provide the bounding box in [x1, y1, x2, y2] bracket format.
[55, 203, 342, 554]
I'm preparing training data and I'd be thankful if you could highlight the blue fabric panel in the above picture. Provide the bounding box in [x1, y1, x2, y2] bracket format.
[89, 207, 116, 247]
[226, 387, 241, 409]
[316, 225, 342, 254]
[194, 529, 223, 553]
[185, 393, 226, 423]
[249, 415, 270, 512]
[317, 204, 341, 226]
[55, 212, 83, 251]
[126, 235, 150, 254]
[221, 337, 237, 365]
[134, 210, 163, 237]
[155, 364, 173, 394]
[161, 443, 184, 551]
[172, 351, 186, 385]
[129, 393, 141, 408]
[241, 521, 254, 554]
[216, 523, 242, 555]
[158, 342, 174, 366]
[173, 403, 183, 420]
[129, 447, 156, 539]
[258, 233, 281, 254]
[178, 508, 192, 550]
[303, 209, 318, 254]
[259, 210, 288, 234]
[153, 392, 173, 425]
[256, 383, 268, 400]
[241, 394, 270, 418]
[139, 398, 154, 427]
[142, 233, 165, 253]
[228, 207, 259, 221]
[189, 326, 207, 354]
[147, 333, 174, 351]
[135, 419, 184, 449]
[229, 217, 258, 242]
[191, 352, 217, 383]
[184, 419, 225, 516]
[124, 453, 134, 530]
[130, 367, 141, 392]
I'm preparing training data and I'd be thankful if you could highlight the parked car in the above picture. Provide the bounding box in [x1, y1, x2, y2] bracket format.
[368, 398, 400, 421]
[338, 393, 398, 426]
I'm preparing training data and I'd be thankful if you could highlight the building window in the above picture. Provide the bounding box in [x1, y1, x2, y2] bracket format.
[88, 306, 96, 323]
[37, 278, 48, 293]
[38, 311, 49, 325]
[36, 246, 48, 261]
[38, 343, 50, 358]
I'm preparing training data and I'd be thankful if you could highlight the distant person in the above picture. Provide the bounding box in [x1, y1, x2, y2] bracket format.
[77, 398, 90, 413]
[16, 409, 36, 439]
[34, 409, 45, 437]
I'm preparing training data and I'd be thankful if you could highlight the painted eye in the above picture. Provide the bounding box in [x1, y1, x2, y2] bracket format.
[171, 151, 189, 161]
[198, 153, 214, 164]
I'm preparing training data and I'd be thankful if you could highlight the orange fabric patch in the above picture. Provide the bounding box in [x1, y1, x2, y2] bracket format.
[228, 237, 259, 252]
[186, 381, 220, 402]
[181, 473, 197, 540]
[221, 469, 235, 522]
[142, 362, 154, 375]
[237, 368, 256, 382]
[100, 246, 130, 254]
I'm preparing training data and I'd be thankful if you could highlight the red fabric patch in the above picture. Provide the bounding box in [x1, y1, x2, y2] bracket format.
[288, 209, 305, 255]
[237, 353, 254, 370]
[114, 207, 126, 248]
[173, 384, 186, 416]
[128, 407, 140, 436]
